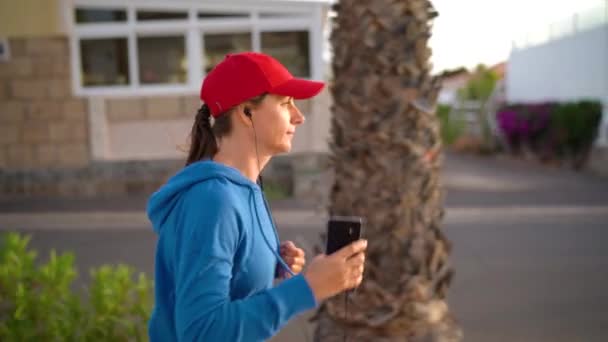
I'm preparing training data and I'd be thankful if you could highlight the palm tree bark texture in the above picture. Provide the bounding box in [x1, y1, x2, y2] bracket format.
[312, 1, 463, 341]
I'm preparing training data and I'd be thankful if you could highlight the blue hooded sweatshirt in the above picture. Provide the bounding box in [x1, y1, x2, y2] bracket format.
[147, 160, 317, 341]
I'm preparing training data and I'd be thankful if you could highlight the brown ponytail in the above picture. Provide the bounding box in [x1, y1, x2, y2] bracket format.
[186, 104, 232, 165]
[186, 93, 268, 165]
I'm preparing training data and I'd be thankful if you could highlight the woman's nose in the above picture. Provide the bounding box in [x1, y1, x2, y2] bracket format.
[291, 104, 305, 125]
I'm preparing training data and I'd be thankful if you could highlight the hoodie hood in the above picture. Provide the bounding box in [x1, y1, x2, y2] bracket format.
[147, 160, 259, 233]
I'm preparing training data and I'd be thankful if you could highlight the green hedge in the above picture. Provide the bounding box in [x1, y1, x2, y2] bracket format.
[497, 100, 603, 169]
[0, 233, 153, 341]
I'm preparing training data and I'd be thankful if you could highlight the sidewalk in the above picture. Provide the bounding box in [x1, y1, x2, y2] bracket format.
[2, 204, 607, 231]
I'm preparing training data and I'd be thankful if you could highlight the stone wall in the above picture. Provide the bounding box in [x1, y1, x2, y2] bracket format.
[0, 154, 324, 199]
[0, 159, 182, 197]
[0, 37, 89, 170]
[290, 152, 332, 206]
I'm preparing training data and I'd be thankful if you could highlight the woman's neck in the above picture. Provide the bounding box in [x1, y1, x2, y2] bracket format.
[213, 139, 271, 184]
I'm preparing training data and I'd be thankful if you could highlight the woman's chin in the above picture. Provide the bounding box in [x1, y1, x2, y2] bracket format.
[274, 142, 292, 154]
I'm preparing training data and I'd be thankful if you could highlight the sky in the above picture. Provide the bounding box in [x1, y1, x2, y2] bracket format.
[428, 0, 606, 73]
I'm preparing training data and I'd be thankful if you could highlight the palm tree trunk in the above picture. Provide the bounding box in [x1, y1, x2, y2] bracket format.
[313, 1, 463, 341]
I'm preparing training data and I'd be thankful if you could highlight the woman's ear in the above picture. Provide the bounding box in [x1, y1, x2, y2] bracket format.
[234, 104, 254, 127]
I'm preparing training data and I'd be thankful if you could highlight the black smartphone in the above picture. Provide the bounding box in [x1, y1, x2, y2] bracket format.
[325, 216, 363, 255]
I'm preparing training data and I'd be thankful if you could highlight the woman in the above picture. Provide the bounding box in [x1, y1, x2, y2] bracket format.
[147, 52, 367, 341]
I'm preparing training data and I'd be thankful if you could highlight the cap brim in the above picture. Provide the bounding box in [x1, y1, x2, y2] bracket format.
[271, 78, 325, 100]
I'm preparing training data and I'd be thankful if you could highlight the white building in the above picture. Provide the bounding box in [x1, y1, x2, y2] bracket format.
[507, 3, 608, 147]
[506, 3, 608, 174]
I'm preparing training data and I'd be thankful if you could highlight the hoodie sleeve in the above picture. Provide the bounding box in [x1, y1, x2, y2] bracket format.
[174, 183, 317, 342]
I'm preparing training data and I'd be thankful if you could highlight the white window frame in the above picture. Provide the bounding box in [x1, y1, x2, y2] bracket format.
[68, 0, 327, 98]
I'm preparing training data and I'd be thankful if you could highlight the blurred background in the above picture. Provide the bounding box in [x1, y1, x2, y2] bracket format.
[0, 0, 607, 341]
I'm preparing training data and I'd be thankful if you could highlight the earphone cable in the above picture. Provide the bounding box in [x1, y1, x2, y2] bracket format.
[251, 118, 263, 190]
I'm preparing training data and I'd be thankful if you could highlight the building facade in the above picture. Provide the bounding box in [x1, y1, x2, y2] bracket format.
[0, 0, 333, 198]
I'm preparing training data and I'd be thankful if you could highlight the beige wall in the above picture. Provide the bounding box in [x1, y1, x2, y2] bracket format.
[101, 96, 199, 160]
[105, 96, 200, 124]
[0, 0, 64, 38]
[97, 93, 331, 161]
[109, 120, 192, 160]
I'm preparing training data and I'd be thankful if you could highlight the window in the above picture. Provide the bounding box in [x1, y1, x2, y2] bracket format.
[261, 31, 310, 78]
[137, 11, 188, 21]
[71, 4, 318, 95]
[203, 33, 252, 73]
[80, 38, 129, 86]
[138, 36, 187, 84]
[75, 8, 127, 23]
[260, 12, 309, 18]
[198, 12, 249, 19]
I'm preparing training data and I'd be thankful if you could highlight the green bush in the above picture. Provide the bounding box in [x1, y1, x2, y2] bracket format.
[0, 233, 153, 341]
[497, 99, 602, 168]
[551, 101, 603, 155]
[437, 104, 465, 145]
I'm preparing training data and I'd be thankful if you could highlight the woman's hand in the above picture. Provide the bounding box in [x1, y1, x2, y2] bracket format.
[303, 239, 367, 302]
[279, 241, 306, 278]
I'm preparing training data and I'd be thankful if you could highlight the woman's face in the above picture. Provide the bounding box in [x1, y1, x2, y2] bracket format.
[252, 94, 305, 155]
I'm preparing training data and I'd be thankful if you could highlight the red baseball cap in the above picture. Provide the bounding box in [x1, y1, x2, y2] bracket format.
[200, 52, 325, 117]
